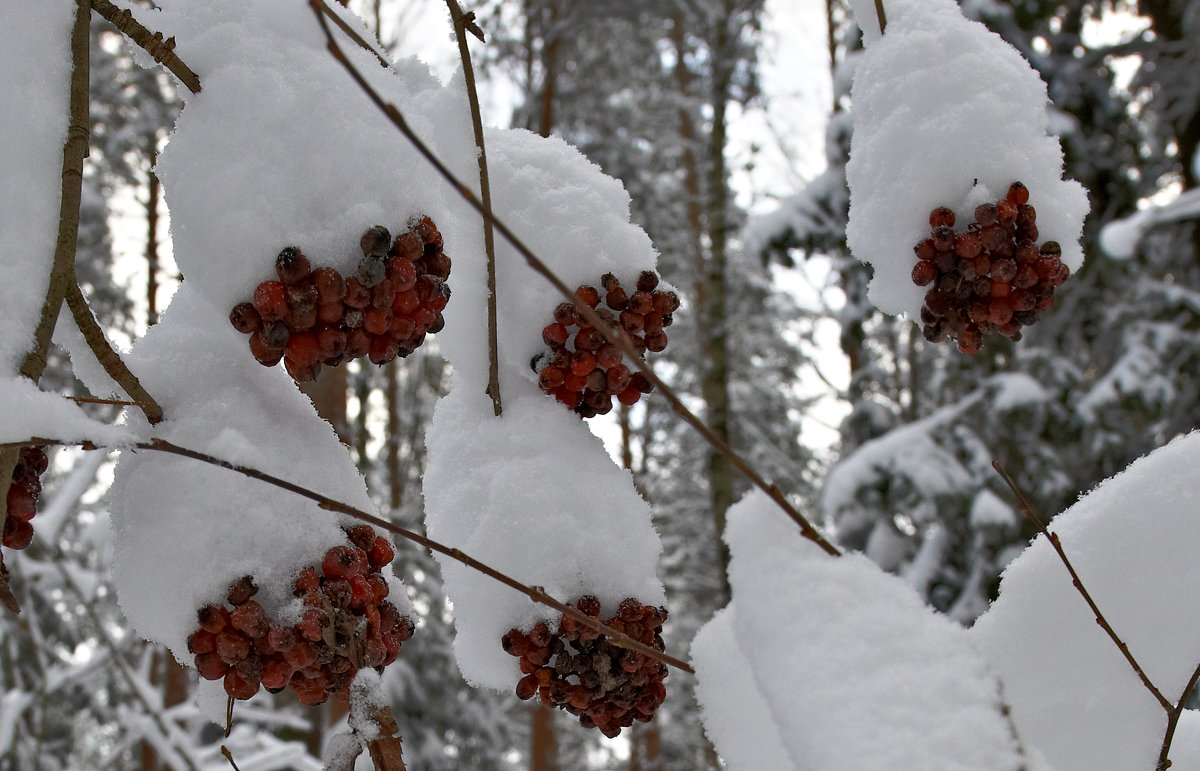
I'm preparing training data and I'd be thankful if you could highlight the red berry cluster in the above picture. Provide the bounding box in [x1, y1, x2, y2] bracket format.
[3, 446, 48, 550]
[229, 217, 451, 382]
[187, 525, 413, 705]
[538, 272, 678, 417]
[911, 182, 1070, 353]
[502, 596, 669, 738]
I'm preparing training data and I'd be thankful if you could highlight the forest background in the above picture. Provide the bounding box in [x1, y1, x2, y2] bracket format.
[1, 0, 1198, 768]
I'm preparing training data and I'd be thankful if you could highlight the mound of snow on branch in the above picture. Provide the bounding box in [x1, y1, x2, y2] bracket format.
[693, 491, 1032, 770]
[972, 430, 1200, 770]
[844, 0, 1088, 320]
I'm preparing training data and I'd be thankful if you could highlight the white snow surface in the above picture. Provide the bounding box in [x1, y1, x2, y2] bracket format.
[423, 387, 664, 689]
[107, 0, 436, 661]
[972, 430, 1200, 770]
[437, 126, 662, 396]
[694, 491, 1027, 770]
[0, 2, 73, 375]
[691, 606, 792, 770]
[423, 105, 665, 687]
[147, 0, 471, 319]
[844, 0, 1089, 321]
[0, 3, 130, 447]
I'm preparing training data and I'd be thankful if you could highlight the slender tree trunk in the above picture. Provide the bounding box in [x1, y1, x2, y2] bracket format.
[386, 359, 403, 509]
[530, 703, 558, 771]
[538, 2, 559, 138]
[701, 1, 736, 585]
[145, 149, 160, 327]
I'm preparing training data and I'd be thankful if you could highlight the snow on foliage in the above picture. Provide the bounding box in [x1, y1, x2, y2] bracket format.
[693, 491, 1031, 770]
[843, 0, 1089, 321]
[423, 126, 665, 689]
[972, 430, 1200, 770]
[106, 0, 449, 662]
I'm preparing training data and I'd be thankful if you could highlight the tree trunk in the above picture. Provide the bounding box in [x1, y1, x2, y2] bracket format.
[701, 1, 736, 585]
[530, 702, 558, 771]
[145, 149, 160, 328]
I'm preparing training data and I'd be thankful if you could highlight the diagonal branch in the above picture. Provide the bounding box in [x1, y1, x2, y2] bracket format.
[65, 281, 163, 423]
[443, 0, 502, 417]
[309, 0, 840, 558]
[992, 460, 1171, 713]
[90, 0, 201, 94]
[0, 436, 693, 674]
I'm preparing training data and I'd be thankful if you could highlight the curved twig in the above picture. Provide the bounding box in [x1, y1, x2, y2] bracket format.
[443, 0, 502, 417]
[309, 0, 841, 558]
[65, 281, 163, 423]
[90, 0, 201, 94]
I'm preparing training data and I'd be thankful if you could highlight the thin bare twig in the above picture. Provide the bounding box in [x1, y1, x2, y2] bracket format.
[67, 395, 156, 408]
[137, 437, 692, 673]
[1159, 660, 1200, 770]
[992, 460, 1171, 713]
[309, 1, 841, 558]
[65, 281, 163, 423]
[90, 0, 201, 94]
[443, 0, 502, 416]
[874, 0, 887, 35]
[317, 0, 390, 67]
[0, 436, 694, 674]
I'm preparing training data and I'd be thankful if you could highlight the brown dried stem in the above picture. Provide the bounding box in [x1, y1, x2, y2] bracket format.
[90, 0, 201, 94]
[0, 434, 693, 673]
[365, 705, 408, 770]
[992, 461, 1171, 713]
[65, 281, 163, 423]
[309, 1, 840, 558]
[874, 0, 887, 34]
[136, 436, 691, 672]
[443, 0, 502, 416]
[316, 0, 390, 68]
[1158, 660, 1200, 770]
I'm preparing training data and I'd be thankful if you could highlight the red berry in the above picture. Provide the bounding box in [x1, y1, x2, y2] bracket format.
[229, 302, 262, 334]
[323, 545, 368, 580]
[252, 281, 289, 322]
[1007, 181, 1029, 205]
[576, 286, 601, 308]
[929, 207, 955, 228]
[223, 668, 260, 700]
[275, 247, 311, 284]
[368, 537, 395, 569]
[195, 652, 229, 680]
[911, 261, 936, 287]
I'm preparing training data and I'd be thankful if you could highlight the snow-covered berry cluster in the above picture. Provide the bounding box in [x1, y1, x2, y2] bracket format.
[3, 446, 49, 550]
[187, 525, 413, 705]
[229, 218, 451, 381]
[912, 183, 1070, 353]
[502, 595, 669, 737]
[537, 271, 677, 417]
